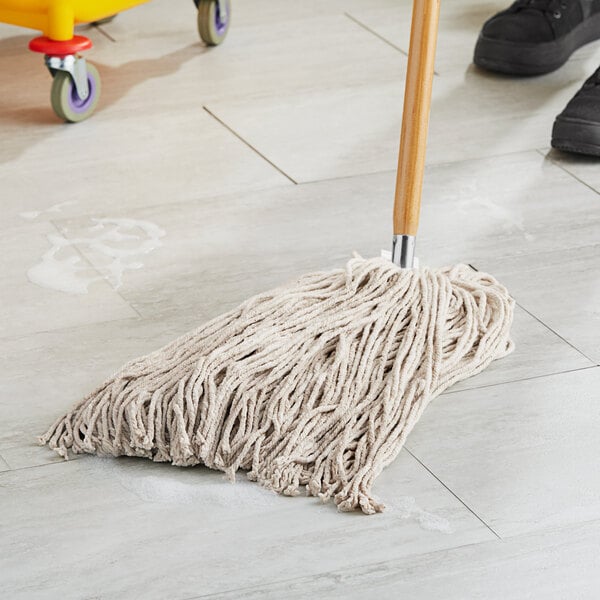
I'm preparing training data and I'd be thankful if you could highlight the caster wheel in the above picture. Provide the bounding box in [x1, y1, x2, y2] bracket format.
[197, 0, 231, 46]
[50, 62, 101, 123]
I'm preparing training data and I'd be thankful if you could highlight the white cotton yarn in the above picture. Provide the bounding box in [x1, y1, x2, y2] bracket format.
[40, 256, 514, 514]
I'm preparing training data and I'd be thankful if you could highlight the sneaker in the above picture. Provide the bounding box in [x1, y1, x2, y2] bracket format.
[552, 66, 600, 155]
[474, 0, 600, 75]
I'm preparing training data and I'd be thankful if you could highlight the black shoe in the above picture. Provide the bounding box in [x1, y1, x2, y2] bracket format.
[474, 0, 600, 75]
[552, 66, 600, 155]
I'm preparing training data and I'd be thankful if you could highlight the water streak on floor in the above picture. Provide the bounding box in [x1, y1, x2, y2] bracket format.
[27, 218, 165, 294]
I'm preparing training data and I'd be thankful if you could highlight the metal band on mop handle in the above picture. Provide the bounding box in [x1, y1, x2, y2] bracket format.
[391, 234, 416, 269]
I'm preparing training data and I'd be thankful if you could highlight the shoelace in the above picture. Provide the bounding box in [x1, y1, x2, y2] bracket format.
[512, 0, 568, 19]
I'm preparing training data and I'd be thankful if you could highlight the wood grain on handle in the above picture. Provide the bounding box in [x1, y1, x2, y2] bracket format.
[393, 0, 441, 236]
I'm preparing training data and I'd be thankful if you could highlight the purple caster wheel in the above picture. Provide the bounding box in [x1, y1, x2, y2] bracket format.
[196, 0, 231, 46]
[50, 62, 101, 123]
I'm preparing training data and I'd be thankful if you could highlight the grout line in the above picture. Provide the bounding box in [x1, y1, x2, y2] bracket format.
[513, 303, 596, 365]
[470, 261, 597, 365]
[344, 12, 408, 56]
[180, 537, 501, 600]
[0, 452, 10, 472]
[498, 514, 600, 542]
[0, 314, 141, 344]
[296, 147, 547, 187]
[443, 365, 599, 396]
[404, 448, 502, 540]
[343, 12, 440, 76]
[537, 148, 600, 197]
[47, 218, 104, 278]
[516, 295, 597, 365]
[48, 219, 144, 319]
[202, 106, 298, 185]
[0, 455, 82, 474]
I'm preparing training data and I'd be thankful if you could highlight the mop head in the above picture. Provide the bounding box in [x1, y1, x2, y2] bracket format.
[41, 256, 514, 514]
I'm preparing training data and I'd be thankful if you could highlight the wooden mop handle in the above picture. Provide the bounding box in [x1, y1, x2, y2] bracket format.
[393, 0, 441, 237]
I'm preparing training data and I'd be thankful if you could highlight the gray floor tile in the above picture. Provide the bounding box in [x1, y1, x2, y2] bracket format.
[346, 1, 600, 75]
[0, 105, 290, 232]
[199, 519, 600, 599]
[449, 304, 593, 393]
[0, 443, 79, 471]
[0, 450, 493, 600]
[406, 368, 600, 537]
[0, 313, 193, 452]
[0, 11, 290, 231]
[416, 151, 600, 265]
[96, 10, 407, 104]
[54, 151, 600, 315]
[204, 67, 589, 182]
[0, 221, 137, 339]
[479, 245, 600, 364]
[544, 148, 600, 195]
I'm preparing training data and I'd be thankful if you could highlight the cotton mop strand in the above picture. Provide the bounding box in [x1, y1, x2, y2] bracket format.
[40, 0, 514, 514]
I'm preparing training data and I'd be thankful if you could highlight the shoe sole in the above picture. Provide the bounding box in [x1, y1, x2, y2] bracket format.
[552, 116, 600, 157]
[474, 12, 600, 76]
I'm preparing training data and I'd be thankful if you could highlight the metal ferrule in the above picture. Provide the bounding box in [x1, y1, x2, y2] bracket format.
[391, 234, 416, 269]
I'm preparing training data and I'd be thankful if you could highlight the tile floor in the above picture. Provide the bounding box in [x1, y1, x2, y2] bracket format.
[1, 1, 599, 598]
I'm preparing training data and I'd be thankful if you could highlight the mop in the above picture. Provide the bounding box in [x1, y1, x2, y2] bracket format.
[40, 0, 514, 514]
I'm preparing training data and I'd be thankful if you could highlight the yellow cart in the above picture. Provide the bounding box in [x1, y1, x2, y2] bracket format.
[0, 0, 231, 121]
